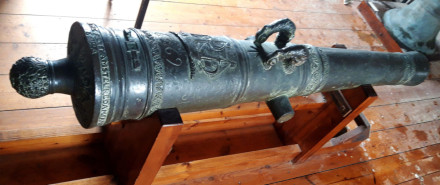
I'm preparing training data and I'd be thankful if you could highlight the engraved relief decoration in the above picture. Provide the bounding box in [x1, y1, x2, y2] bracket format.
[192, 34, 237, 78]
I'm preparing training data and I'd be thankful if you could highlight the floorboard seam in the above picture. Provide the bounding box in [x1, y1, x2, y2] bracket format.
[152, 0, 355, 15]
[0, 106, 72, 112]
[0, 42, 66, 44]
[0, 13, 372, 31]
[304, 175, 316, 185]
[268, 143, 440, 184]
[371, 119, 440, 133]
[395, 170, 440, 184]
[326, 173, 373, 185]
[368, 96, 440, 108]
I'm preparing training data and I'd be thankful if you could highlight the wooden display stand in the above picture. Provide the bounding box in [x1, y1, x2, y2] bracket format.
[104, 109, 183, 185]
[97, 4, 380, 184]
[104, 84, 377, 185]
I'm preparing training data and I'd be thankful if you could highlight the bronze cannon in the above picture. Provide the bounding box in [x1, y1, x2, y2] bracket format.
[9, 19, 430, 128]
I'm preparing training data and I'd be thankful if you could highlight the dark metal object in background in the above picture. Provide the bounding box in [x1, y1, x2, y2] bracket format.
[9, 19, 430, 128]
[134, 0, 150, 29]
[383, 0, 440, 55]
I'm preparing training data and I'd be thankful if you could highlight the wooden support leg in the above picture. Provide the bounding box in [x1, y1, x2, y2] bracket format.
[319, 113, 372, 154]
[357, 1, 402, 52]
[291, 85, 377, 163]
[275, 85, 377, 163]
[104, 108, 183, 185]
[134, 0, 150, 29]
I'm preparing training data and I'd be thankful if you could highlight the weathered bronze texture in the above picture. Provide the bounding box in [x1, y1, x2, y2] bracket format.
[383, 0, 440, 55]
[9, 19, 430, 128]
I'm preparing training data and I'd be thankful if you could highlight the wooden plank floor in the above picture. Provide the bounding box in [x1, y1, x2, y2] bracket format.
[0, 0, 439, 184]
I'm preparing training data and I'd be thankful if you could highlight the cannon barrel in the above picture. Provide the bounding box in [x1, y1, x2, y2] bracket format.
[9, 19, 429, 128]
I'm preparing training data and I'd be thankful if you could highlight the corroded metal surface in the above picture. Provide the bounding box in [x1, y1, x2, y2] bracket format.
[10, 57, 50, 98]
[9, 19, 430, 128]
[383, 0, 440, 55]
